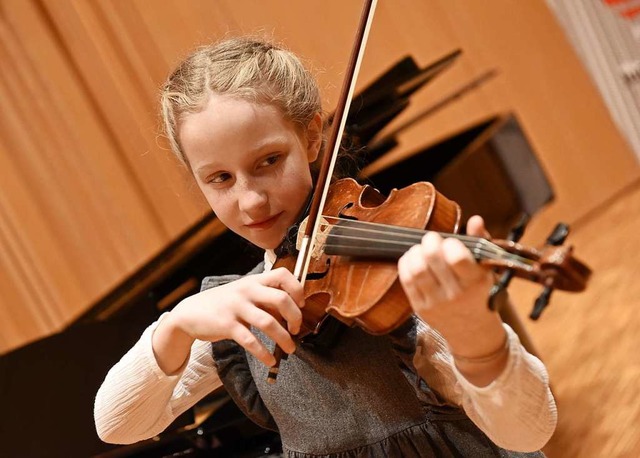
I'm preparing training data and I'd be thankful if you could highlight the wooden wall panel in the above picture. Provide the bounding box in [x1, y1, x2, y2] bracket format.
[0, 123, 86, 326]
[1, 1, 163, 266]
[38, 0, 208, 234]
[0, 0, 192, 352]
[128, 0, 365, 109]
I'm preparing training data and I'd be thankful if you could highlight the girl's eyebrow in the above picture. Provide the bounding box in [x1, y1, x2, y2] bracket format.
[195, 162, 221, 175]
[250, 136, 288, 154]
[194, 136, 290, 174]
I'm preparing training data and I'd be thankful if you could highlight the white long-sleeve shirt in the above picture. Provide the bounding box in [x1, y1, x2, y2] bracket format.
[94, 318, 556, 451]
[94, 254, 557, 452]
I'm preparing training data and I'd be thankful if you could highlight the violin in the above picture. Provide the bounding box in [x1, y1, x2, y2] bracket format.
[266, 0, 591, 382]
[274, 178, 591, 339]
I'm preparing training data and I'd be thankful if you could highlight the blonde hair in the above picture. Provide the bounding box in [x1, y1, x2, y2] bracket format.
[160, 37, 322, 167]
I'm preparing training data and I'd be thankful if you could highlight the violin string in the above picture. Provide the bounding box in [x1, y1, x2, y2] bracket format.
[322, 233, 533, 270]
[329, 223, 531, 266]
[320, 216, 492, 252]
[322, 233, 519, 266]
[319, 216, 535, 267]
[323, 216, 501, 249]
[324, 215, 516, 256]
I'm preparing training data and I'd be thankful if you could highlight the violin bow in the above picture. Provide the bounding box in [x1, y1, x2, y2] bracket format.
[267, 0, 377, 383]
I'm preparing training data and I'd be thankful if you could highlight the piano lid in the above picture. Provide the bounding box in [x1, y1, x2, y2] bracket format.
[345, 49, 462, 145]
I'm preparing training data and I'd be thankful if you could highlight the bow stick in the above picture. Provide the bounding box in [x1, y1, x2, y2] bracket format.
[267, 0, 378, 383]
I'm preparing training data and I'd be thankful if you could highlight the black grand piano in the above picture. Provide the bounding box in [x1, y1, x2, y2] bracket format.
[0, 52, 552, 458]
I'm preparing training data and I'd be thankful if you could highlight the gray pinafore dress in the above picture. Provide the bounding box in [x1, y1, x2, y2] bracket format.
[202, 265, 545, 458]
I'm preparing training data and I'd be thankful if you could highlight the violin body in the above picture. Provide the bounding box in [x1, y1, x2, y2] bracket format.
[275, 178, 462, 336]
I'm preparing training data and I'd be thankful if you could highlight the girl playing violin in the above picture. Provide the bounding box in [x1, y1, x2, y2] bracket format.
[95, 38, 556, 457]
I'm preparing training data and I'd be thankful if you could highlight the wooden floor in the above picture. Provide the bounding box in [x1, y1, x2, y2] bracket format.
[507, 178, 640, 457]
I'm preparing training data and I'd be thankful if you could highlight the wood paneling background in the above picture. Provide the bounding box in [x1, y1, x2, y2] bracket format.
[0, 0, 205, 352]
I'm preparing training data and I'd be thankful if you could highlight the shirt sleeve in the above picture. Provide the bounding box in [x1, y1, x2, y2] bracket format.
[413, 321, 557, 452]
[94, 314, 222, 444]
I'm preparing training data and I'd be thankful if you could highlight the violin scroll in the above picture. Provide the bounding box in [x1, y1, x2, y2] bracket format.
[485, 220, 591, 319]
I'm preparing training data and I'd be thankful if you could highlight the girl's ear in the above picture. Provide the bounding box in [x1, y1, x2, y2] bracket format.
[306, 113, 323, 163]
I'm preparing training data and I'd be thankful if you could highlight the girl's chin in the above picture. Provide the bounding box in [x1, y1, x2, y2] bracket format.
[246, 231, 287, 251]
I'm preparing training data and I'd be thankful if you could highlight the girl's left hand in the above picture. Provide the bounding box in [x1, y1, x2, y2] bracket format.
[397, 215, 507, 362]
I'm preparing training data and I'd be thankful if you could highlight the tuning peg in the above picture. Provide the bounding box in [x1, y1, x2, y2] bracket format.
[546, 223, 570, 246]
[488, 270, 513, 311]
[527, 223, 566, 320]
[508, 213, 530, 243]
[487, 214, 529, 311]
[530, 285, 554, 320]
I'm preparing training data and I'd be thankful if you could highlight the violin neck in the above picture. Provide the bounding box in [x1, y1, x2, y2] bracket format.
[322, 218, 485, 260]
[320, 217, 539, 273]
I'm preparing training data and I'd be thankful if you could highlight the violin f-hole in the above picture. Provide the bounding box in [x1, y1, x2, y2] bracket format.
[306, 258, 331, 280]
[338, 202, 358, 221]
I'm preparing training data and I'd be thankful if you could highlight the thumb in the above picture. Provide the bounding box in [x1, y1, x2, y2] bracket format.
[467, 215, 490, 238]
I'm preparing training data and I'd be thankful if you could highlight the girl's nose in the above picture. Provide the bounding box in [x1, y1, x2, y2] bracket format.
[237, 183, 269, 214]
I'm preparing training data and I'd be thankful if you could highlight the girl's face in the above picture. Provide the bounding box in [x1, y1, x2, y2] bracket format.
[179, 94, 321, 250]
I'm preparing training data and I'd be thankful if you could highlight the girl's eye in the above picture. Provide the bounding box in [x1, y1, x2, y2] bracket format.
[207, 172, 231, 184]
[260, 154, 281, 167]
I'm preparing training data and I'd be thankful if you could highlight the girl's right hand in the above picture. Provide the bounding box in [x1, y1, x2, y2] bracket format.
[153, 267, 304, 373]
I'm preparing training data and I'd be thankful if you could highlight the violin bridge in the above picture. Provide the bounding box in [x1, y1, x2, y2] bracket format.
[297, 216, 330, 259]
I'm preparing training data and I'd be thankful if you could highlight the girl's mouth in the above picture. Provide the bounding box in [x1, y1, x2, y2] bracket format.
[245, 212, 283, 230]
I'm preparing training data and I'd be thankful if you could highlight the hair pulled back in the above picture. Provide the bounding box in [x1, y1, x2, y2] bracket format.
[160, 37, 322, 167]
